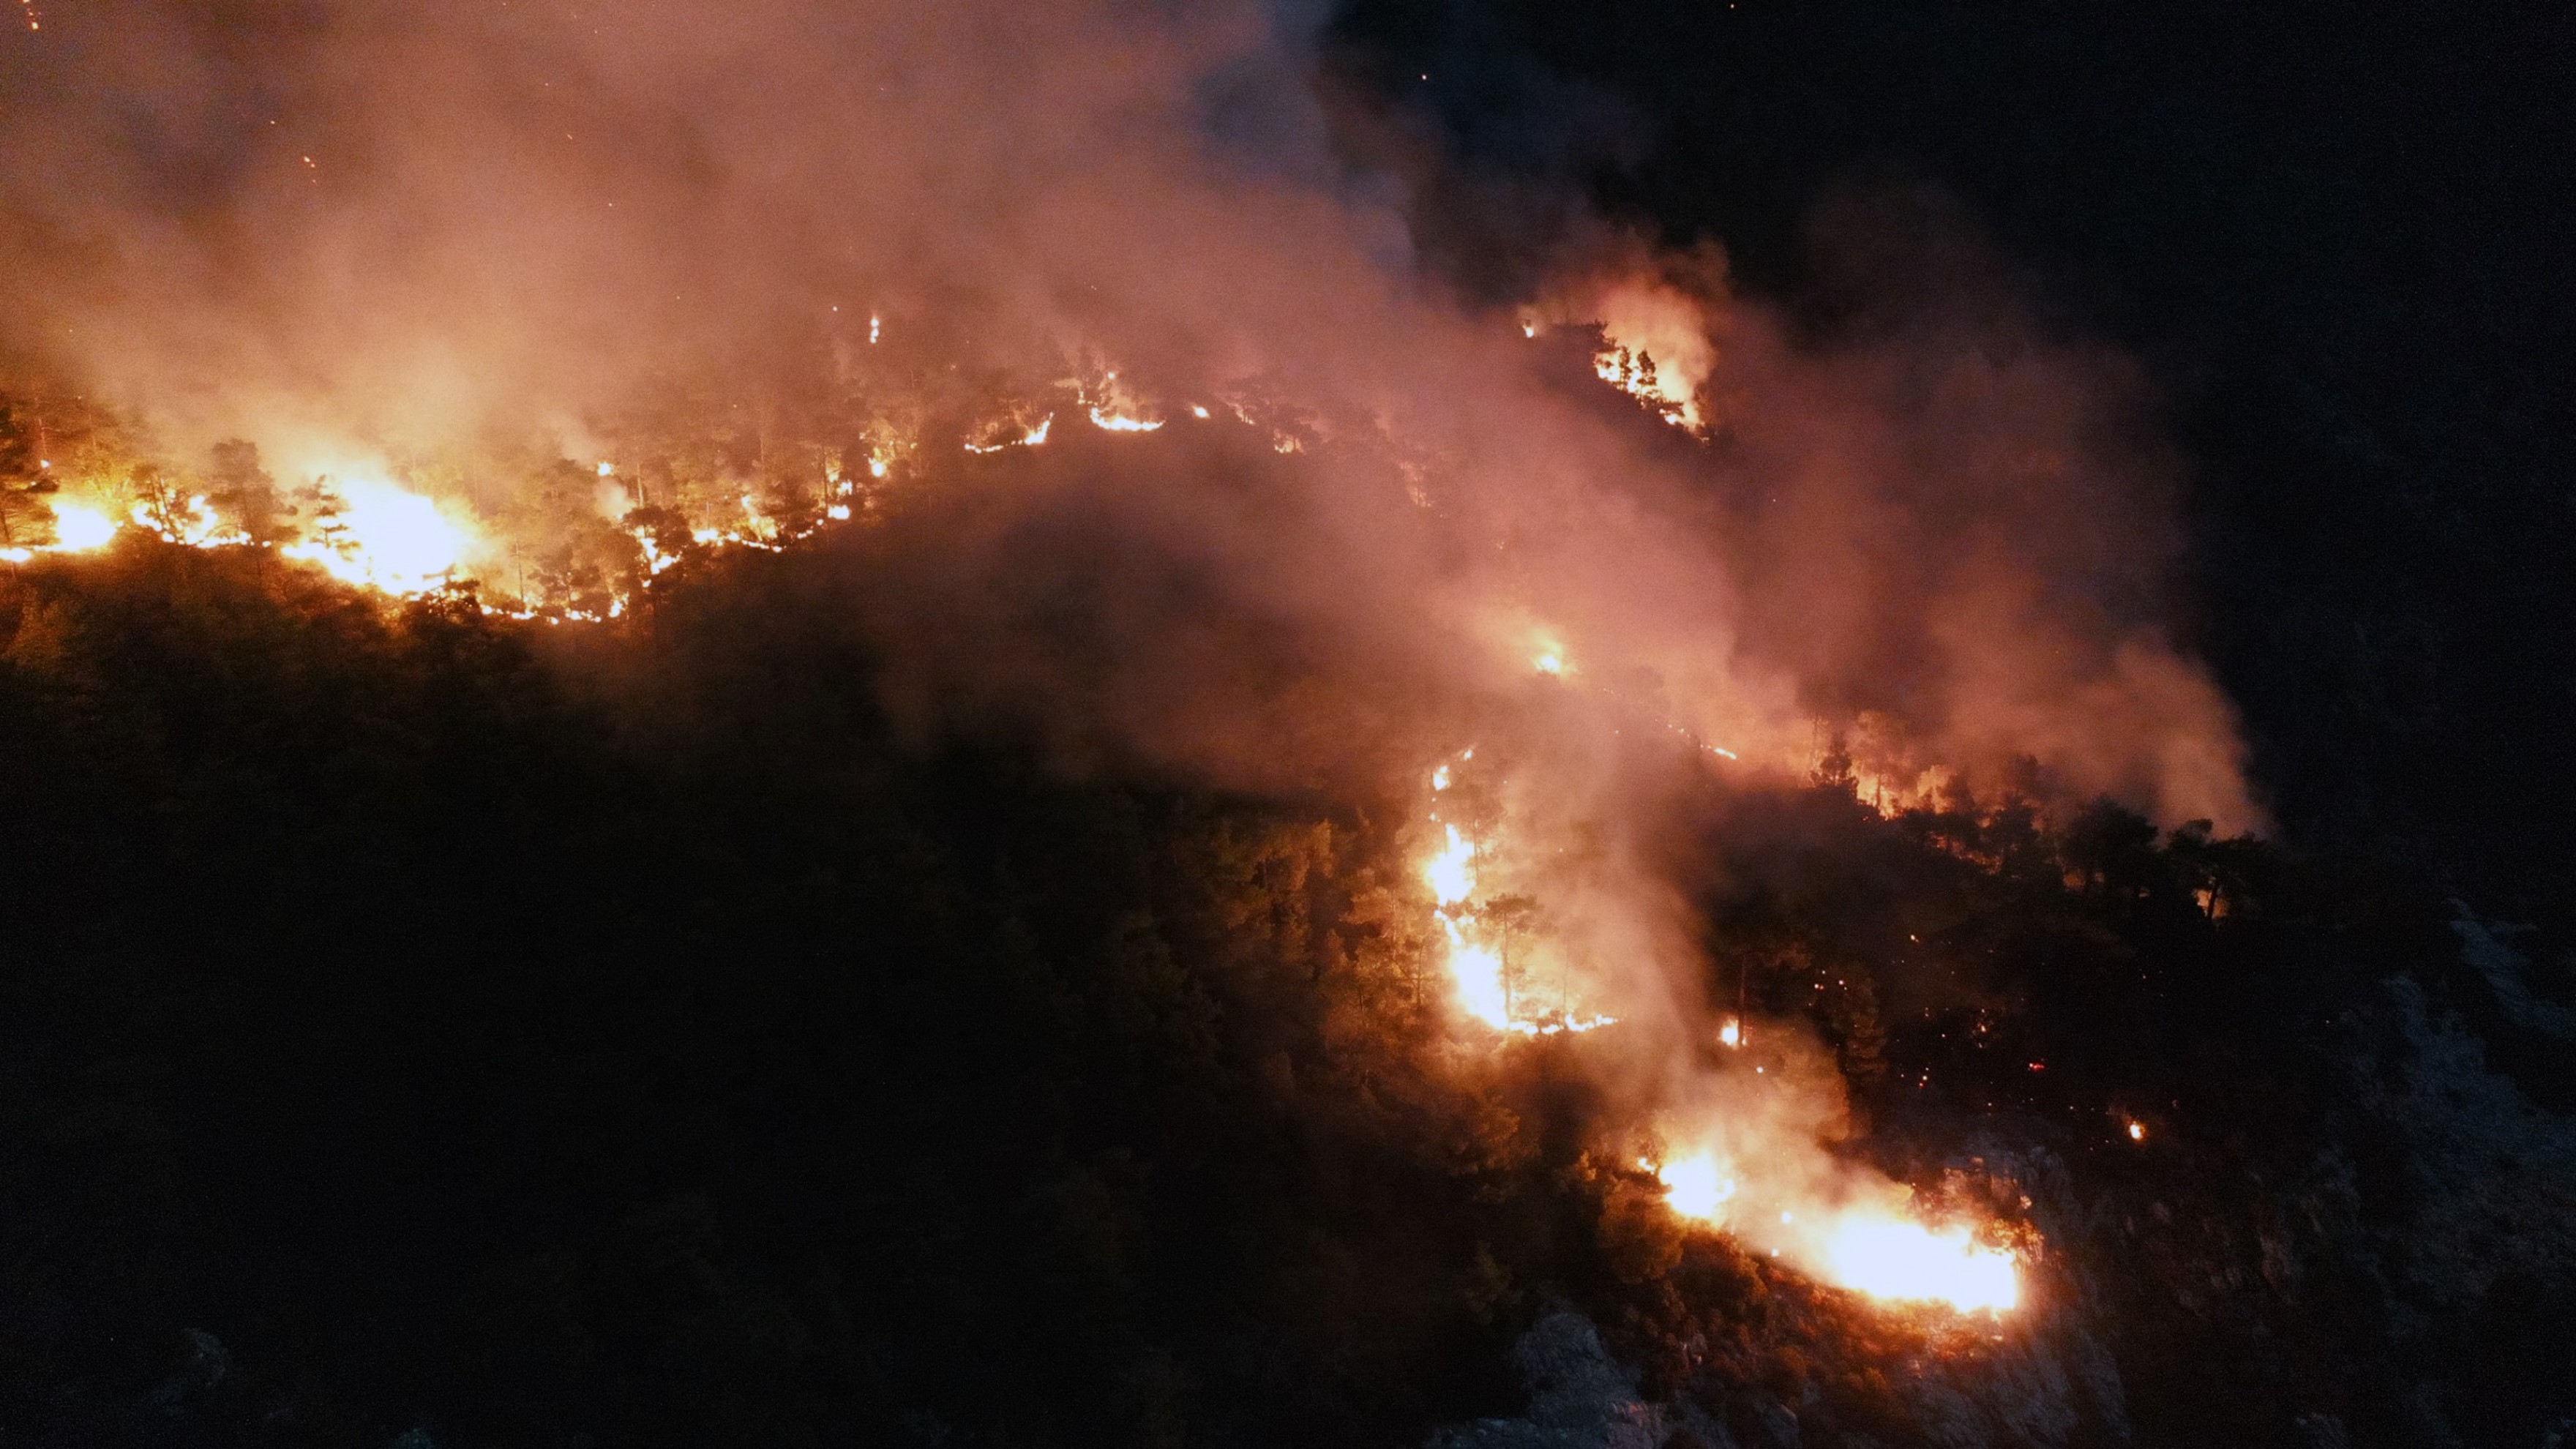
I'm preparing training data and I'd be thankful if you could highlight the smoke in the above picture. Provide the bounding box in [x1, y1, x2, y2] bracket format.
[2, 0, 2256, 1299]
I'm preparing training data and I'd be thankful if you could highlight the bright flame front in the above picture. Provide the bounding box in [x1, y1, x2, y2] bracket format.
[1820, 1217, 2020, 1313]
[1655, 1152, 1738, 1221]
[282, 477, 476, 595]
[50, 501, 120, 550]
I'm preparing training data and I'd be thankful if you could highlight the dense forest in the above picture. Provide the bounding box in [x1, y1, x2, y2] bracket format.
[1, 532, 2566, 1447]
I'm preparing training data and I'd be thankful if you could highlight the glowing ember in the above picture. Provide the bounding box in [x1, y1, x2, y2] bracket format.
[1718, 1018, 1742, 1049]
[2127, 1120, 2146, 1142]
[50, 500, 120, 550]
[282, 477, 476, 594]
[1820, 1218, 2020, 1313]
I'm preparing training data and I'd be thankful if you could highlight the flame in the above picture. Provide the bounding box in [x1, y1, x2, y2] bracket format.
[1648, 1150, 2022, 1314]
[965, 414, 1053, 454]
[138, 494, 247, 547]
[49, 500, 120, 550]
[1423, 823, 1476, 905]
[1819, 1216, 2020, 1313]
[1443, 918, 1510, 1030]
[281, 476, 476, 595]
[1415, 772, 1618, 1038]
[1081, 370, 1162, 433]
[1087, 406, 1163, 433]
[1655, 1151, 1739, 1221]
[1583, 280, 1713, 431]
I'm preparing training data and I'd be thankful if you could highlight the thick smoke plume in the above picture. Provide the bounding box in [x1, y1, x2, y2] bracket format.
[0, 0, 2258, 1299]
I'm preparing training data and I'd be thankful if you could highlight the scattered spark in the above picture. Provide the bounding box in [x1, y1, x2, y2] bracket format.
[2127, 1120, 2146, 1142]
[1718, 1018, 1742, 1049]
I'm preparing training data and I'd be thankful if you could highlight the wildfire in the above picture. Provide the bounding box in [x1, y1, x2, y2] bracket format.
[1080, 370, 1163, 433]
[1415, 760, 1618, 1038]
[965, 414, 1053, 454]
[1423, 823, 1477, 906]
[1819, 1218, 2020, 1313]
[280, 476, 476, 595]
[1088, 407, 1164, 433]
[1652, 1152, 1739, 1219]
[48, 500, 120, 551]
[1648, 1144, 2021, 1314]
